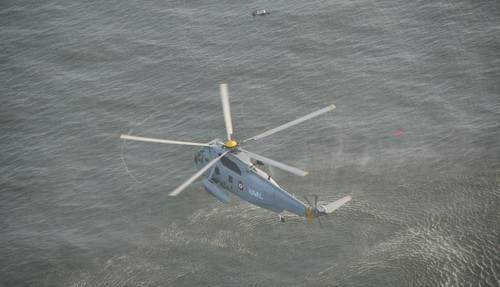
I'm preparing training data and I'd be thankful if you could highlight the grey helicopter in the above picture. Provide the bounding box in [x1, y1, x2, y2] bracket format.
[120, 83, 351, 225]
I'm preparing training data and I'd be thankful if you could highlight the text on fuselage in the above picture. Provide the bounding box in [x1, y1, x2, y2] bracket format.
[248, 188, 263, 200]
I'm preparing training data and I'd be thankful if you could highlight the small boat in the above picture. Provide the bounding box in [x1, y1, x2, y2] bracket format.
[252, 8, 270, 16]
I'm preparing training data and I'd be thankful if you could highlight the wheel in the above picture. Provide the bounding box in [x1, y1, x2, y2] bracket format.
[279, 214, 285, 223]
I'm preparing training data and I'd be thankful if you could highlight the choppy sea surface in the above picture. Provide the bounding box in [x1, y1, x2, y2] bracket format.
[1, 0, 499, 286]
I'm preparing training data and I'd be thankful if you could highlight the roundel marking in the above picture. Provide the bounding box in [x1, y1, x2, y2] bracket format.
[238, 181, 244, 191]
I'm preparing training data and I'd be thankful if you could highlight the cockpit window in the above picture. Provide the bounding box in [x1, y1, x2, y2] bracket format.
[220, 156, 241, 175]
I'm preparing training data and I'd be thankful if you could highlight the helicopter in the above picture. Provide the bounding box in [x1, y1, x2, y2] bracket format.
[120, 83, 351, 225]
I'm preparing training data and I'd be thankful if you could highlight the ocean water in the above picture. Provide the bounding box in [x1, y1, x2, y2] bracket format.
[1, 0, 499, 286]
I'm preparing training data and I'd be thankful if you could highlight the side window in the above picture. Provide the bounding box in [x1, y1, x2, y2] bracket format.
[214, 167, 219, 175]
[220, 156, 242, 175]
[228, 175, 233, 183]
[195, 152, 202, 163]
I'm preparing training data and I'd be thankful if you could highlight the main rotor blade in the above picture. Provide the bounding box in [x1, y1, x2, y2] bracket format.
[219, 83, 233, 141]
[120, 134, 212, 147]
[169, 151, 228, 196]
[241, 148, 309, 177]
[243, 104, 336, 142]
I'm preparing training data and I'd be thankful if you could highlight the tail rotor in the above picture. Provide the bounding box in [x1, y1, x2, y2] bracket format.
[304, 194, 352, 227]
[304, 195, 327, 228]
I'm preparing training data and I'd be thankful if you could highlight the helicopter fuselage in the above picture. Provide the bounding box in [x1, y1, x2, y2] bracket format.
[194, 141, 309, 217]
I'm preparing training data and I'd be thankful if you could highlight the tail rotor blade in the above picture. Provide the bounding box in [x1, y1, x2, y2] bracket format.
[243, 104, 336, 142]
[304, 195, 323, 228]
[303, 195, 312, 207]
[120, 134, 211, 147]
[169, 151, 228, 196]
[317, 217, 323, 229]
[219, 83, 233, 141]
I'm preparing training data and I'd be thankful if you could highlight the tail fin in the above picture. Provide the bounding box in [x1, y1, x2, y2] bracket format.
[322, 195, 352, 214]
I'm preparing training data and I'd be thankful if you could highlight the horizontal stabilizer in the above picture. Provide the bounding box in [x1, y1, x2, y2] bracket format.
[323, 195, 352, 213]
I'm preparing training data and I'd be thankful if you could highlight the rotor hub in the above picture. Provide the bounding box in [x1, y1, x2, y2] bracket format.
[225, 140, 238, 149]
